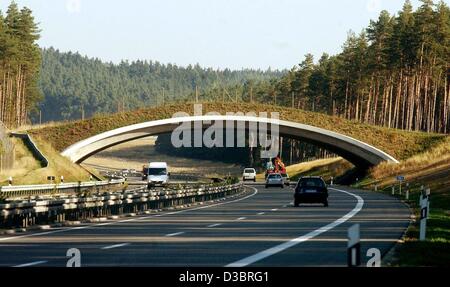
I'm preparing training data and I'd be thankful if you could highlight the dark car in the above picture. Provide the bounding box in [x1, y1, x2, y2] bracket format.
[294, 176, 328, 207]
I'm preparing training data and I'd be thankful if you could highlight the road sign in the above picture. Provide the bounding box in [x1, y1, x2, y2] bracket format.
[396, 175, 405, 181]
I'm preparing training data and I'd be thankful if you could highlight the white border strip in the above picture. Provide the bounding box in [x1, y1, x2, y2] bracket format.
[226, 187, 364, 267]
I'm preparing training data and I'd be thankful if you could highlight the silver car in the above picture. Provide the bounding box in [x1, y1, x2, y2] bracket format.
[265, 173, 284, 188]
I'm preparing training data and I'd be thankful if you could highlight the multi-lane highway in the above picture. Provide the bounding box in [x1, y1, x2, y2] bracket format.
[0, 184, 410, 267]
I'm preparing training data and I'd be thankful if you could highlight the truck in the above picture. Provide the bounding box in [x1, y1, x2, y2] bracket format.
[142, 162, 170, 188]
[265, 156, 290, 186]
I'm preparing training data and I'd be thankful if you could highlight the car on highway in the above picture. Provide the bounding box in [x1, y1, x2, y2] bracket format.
[294, 176, 328, 207]
[146, 162, 170, 188]
[265, 173, 284, 188]
[242, 168, 257, 182]
[121, 169, 129, 176]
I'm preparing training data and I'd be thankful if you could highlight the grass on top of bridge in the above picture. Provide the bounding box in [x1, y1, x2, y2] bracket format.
[28, 102, 446, 161]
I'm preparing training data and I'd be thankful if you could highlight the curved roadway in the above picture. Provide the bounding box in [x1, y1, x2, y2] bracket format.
[0, 185, 410, 267]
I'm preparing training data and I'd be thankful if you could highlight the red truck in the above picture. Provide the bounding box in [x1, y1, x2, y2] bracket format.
[265, 156, 290, 185]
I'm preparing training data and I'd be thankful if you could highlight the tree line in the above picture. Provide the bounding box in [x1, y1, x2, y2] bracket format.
[202, 0, 448, 133]
[0, 2, 41, 128]
[39, 48, 282, 122]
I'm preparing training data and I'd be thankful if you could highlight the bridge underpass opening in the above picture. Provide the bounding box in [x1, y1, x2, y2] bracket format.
[82, 131, 355, 182]
[63, 116, 398, 174]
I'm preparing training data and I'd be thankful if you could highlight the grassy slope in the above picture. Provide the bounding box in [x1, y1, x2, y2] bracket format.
[256, 157, 353, 181]
[356, 136, 450, 266]
[29, 102, 446, 161]
[0, 137, 100, 185]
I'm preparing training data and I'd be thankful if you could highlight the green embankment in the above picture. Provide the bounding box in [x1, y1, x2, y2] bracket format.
[356, 136, 450, 266]
[0, 137, 100, 185]
[29, 102, 446, 161]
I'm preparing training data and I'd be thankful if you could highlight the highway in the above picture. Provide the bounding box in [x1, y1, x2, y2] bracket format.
[0, 184, 410, 267]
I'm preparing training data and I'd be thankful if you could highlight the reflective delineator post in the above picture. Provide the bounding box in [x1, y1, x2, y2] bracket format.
[330, 177, 334, 186]
[391, 186, 395, 195]
[8, 176, 12, 186]
[60, 175, 64, 183]
[405, 182, 409, 200]
[419, 188, 430, 241]
[347, 224, 361, 267]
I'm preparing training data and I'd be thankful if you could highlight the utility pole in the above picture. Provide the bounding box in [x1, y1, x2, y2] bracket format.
[292, 92, 295, 108]
[39, 110, 42, 125]
[122, 97, 125, 112]
[250, 86, 253, 103]
[81, 104, 85, 120]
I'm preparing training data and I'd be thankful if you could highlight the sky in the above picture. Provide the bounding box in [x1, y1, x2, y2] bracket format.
[0, 0, 425, 70]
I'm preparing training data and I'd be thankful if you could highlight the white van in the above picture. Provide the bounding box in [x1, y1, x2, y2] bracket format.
[242, 168, 257, 182]
[146, 162, 169, 188]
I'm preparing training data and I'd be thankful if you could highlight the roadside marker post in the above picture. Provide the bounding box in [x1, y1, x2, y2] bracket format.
[8, 176, 12, 186]
[419, 188, 430, 241]
[60, 175, 64, 183]
[374, 184, 377, 192]
[347, 224, 361, 267]
[330, 177, 333, 186]
[391, 186, 395, 195]
[405, 183, 409, 200]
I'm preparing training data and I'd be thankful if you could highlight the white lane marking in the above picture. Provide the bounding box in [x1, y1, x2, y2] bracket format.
[271, 208, 278, 211]
[0, 187, 258, 242]
[257, 212, 265, 215]
[236, 217, 246, 221]
[100, 243, 130, 250]
[226, 187, 364, 267]
[13, 260, 47, 267]
[165, 232, 185, 237]
[207, 223, 222, 228]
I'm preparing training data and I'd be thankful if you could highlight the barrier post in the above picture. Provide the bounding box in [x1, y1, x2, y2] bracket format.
[419, 188, 430, 241]
[347, 224, 361, 267]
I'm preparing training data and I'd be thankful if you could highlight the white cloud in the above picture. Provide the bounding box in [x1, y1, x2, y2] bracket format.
[66, 0, 82, 14]
[366, 0, 382, 13]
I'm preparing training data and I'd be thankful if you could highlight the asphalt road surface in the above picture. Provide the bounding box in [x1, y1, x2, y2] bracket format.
[0, 185, 410, 267]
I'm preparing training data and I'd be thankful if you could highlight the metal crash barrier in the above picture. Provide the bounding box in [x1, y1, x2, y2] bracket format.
[0, 183, 243, 229]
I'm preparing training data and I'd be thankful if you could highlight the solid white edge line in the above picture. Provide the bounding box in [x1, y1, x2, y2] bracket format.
[225, 187, 364, 267]
[0, 186, 258, 243]
[100, 243, 130, 250]
[13, 260, 48, 267]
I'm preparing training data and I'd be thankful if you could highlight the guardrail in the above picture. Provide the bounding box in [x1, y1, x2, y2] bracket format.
[0, 179, 126, 199]
[0, 183, 243, 229]
[10, 132, 49, 168]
